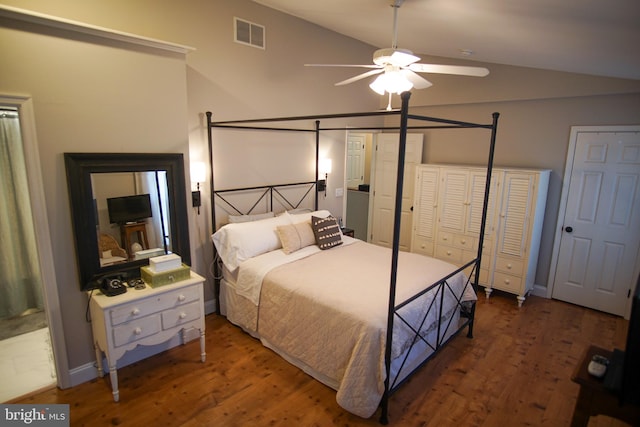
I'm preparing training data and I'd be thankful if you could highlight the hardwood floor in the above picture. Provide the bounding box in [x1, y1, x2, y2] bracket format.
[11, 292, 630, 426]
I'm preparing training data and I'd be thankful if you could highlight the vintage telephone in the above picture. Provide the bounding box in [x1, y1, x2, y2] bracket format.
[98, 273, 128, 297]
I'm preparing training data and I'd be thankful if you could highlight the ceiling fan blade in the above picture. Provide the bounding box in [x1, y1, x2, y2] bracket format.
[305, 63, 381, 69]
[408, 63, 490, 77]
[400, 70, 432, 89]
[335, 69, 384, 86]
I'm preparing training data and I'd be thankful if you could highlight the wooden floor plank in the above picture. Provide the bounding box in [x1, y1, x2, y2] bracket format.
[9, 293, 630, 426]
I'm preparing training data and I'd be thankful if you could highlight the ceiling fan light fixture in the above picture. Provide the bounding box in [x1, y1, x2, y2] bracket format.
[373, 48, 419, 67]
[369, 70, 413, 95]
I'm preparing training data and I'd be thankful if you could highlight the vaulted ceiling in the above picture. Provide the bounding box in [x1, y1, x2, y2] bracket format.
[253, 0, 640, 80]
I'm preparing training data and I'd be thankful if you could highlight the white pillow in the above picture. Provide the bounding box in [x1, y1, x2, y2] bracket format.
[227, 212, 274, 223]
[286, 209, 332, 224]
[212, 214, 292, 271]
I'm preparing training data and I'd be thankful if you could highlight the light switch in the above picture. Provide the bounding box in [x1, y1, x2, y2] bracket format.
[335, 187, 344, 197]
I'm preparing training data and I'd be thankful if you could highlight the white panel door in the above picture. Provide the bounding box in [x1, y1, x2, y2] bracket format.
[552, 129, 640, 315]
[347, 133, 366, 189]
[370, 133, 423, 250]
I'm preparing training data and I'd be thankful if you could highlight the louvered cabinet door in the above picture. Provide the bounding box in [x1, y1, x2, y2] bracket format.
[411, 165, 439, 256]
[464, 170, 501, 286]
[491, 169, 550, 306]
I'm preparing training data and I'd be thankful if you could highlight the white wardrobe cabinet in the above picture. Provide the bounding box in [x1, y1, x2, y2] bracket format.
[411, 164, 550, 307]
[490, 169, 550, 306]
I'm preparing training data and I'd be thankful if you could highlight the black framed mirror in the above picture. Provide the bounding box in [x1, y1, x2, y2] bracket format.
[65, 153, 191, 291]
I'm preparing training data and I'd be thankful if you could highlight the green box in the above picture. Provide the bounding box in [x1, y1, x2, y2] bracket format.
[141, 264, 191, 287]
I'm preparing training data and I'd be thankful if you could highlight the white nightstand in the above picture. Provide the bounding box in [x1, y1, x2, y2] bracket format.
[89, 272, 206, 401]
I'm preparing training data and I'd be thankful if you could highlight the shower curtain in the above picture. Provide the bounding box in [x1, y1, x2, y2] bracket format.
[0, 109, 44, 320]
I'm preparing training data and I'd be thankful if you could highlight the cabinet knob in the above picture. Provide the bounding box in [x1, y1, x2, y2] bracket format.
[178, 294, 186, 301]
[504, 279, 510, 284]
[134, 327, 142, 335]
[446, 250, 452, 255]
[507, 263, 512, 269]
[179, 312, 187, 319]
[461, 239, 466, 244]
[132, 308, 140, 316]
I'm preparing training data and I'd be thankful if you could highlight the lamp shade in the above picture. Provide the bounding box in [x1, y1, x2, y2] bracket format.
[320, 158, 332, 175]
[190, 161, 207, 184]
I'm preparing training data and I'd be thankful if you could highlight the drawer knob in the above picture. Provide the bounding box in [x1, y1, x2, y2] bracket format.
[132, 308, 140, 316]
[461, 239, 466, 244]
[134, 327, 142, 335]
[179, 312, 187, 319]
[507, 263, 512, 269]
[504, 279, 510, 284]
[446, 250, 452, 255]
[178, 294, 186, 301]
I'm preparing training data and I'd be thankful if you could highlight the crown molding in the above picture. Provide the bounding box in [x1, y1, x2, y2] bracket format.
[0, 4, 195, 54]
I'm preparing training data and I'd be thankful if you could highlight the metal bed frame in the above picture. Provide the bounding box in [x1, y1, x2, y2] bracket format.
[206, 92, 499, 424]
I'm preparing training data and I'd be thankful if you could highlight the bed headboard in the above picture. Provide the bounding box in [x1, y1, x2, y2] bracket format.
[212, 181, 317, 230]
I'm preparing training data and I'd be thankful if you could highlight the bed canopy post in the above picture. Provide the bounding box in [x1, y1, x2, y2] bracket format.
[315, 119, 320, 211]
[206, 111, 221, 314]
[469, 111, 500, 337]
[380, 90, 412, 425]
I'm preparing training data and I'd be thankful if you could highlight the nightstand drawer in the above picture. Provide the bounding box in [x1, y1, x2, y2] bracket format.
[112, 314, 162, 347]
[109, 285, 200, 326]
[161, 301, 201, 330]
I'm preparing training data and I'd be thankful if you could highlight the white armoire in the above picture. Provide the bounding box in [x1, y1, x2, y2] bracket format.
[411, 164, 550, 307]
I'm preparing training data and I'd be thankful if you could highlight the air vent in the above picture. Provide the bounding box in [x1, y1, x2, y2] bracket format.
[234, 17, 265, 49]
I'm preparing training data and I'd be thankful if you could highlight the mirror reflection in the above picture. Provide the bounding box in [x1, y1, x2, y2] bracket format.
[92, 171, 172, 266]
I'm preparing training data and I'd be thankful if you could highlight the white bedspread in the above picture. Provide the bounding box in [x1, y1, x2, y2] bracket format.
[249, 240, 476, 418]
[235, 236, 358, 305]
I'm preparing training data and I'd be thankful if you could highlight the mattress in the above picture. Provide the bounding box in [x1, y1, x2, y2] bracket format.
[220, 239, 475, 418]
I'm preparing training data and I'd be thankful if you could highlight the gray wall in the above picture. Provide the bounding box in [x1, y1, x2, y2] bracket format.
[1, 0, 639, 385]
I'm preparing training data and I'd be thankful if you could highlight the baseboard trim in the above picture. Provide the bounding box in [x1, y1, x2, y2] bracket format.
[68, 362, 98, 388]
[531, 284, 549, 298]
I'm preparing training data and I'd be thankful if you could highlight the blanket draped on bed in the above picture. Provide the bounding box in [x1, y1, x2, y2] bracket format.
[254, 240, 475, 418]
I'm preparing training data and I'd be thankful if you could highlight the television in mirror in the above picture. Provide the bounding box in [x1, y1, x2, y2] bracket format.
[107, 194, 153, 224]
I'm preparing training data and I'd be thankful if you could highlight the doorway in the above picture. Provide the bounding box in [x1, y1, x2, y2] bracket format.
[344, 131, 423, 247]
[345, 132, 373, 241]
[0, 96, 68, 400]
[549, 126, 640, 316]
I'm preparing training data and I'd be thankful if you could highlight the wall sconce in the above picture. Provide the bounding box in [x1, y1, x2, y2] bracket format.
[317, 158, 332, 197]
[191, 161, 206, 215]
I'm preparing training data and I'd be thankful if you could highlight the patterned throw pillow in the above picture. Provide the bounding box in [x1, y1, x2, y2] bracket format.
[311, 216, 343, 250]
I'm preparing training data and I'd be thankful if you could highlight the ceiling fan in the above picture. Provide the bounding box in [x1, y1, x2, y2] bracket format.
[305, 0, 489, 105]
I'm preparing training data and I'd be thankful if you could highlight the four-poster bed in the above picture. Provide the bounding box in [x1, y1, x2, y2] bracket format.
[205, 92, 499, 423]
